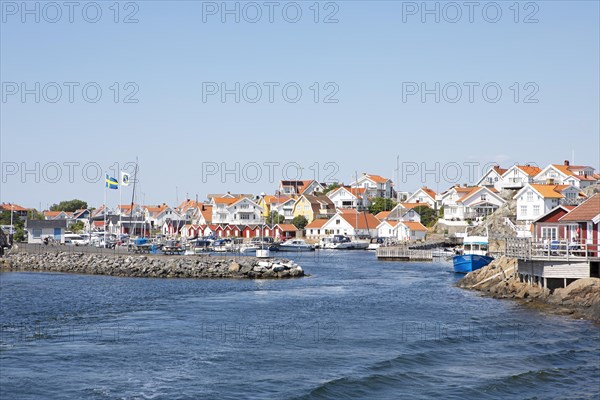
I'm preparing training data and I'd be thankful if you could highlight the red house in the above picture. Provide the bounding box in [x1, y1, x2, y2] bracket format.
[559, 194, 600, 257]
[532, 205, 576, 241]
[273, 224, 298, 240]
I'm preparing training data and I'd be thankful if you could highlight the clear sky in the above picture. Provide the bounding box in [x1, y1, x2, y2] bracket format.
[1, 0, 599, 209]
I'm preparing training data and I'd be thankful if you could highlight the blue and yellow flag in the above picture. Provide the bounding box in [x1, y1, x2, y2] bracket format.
[105, 174, 118, 189]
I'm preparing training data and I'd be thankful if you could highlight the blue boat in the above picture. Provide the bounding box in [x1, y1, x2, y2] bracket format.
[453, 235, 494, 274]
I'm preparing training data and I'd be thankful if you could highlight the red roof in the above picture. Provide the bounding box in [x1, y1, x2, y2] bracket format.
[339, 212, 381, 229]
[402, 221, 428, 231]
[305, 219, 328, 229]
[559, 194, 600, 222]
[276, 224, 298, 232]
[0, 203, 28, 211]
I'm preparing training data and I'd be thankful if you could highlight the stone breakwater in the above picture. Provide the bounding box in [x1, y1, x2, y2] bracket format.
[0, 252, 305, 279]
[457, 256, 600, 323]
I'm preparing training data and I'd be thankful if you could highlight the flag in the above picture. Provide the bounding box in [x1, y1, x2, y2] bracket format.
[105, 174, 118, 189]
[120, 172, 130, 187]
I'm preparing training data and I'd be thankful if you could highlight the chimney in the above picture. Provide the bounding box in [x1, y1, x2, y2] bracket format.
[564, 160, 570, 166]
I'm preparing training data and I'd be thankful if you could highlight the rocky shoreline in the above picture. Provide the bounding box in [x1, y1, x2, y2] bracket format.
[0, 252, 305, 279]
[457, 256, 600, 323]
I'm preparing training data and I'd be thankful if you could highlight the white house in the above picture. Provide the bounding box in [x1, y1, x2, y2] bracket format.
[381, 204, 422, 223]
[398, 221, 428, 241]
[144, 204, 181, 231]
[26, 219, 67, 243]
[319, 210, 381, 238]
[350, 174, 395, 199]
[442, 186, 505, 221]
[211, 196, 264, 225]
[304, 219, 328, 240]
[377, 220, 400, 238]
[475, 165, 507, 190]
[278, 180, 324, 196]
[326, 186, 369, 210]
[405, 187, 437, 208]
[498, 165, 542, 190]
[376, 220, 427, 241]
[534, 161, 596, 189]
[514, 184, 585, 222]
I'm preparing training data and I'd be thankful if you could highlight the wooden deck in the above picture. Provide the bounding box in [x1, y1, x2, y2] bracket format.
[376, 246, 433, 261]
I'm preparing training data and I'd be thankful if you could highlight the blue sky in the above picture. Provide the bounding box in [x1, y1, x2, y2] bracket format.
[1, 0, 599, 209]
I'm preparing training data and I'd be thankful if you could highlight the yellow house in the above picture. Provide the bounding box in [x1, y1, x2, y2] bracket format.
[291, 195, 335, 223]
[258, 195, 293, 218]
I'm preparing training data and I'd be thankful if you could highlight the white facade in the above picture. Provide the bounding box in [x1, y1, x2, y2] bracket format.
[514, 184, 581, 222]
[442, 187, 505, 221]
[326, 187, 369, 210]
[350, 174, 394, 199]
[376, 220, 427, 241]
[320, 213, 378, 238]
[385, 205, 421, 223]
[475, 167, 505, 190]
[498, 165, 539, 189]
[270, 198, 296, 221]
[212, 197, 264, 225]
[534, 164, 596, 189]
[405, 188, 437, 208]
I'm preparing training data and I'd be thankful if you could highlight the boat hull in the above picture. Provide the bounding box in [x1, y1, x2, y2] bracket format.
[277, 246, 314, 252]
[453, 254, 494, 274]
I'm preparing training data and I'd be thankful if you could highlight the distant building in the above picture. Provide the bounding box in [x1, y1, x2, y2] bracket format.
[514, 184, 586, 222]
[350, 173, 395, 199]
[534, 161, 596, 188]
[0, 203, 29, 219]
[25, 219, 67, 244]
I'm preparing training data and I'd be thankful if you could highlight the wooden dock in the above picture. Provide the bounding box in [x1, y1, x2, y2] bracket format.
[376, 246, 433, 261]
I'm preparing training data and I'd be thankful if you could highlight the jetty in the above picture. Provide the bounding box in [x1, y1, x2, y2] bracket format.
[376, 246, 433, 261]
[506, 237, 600, 290]
[0, 245, 305, 279]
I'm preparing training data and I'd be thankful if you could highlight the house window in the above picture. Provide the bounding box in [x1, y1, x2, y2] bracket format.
[533, 205, 540, 216]
[481, 194, 487, 201]
[520, 205, 527, 216]
[32, 229, 42, 238]
[336, 219, 340, 225]
[527, 191, 533, 202]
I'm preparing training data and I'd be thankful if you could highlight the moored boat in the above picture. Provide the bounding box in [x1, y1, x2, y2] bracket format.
[278, 239, 315, 252]
[453, 235, 493, 273]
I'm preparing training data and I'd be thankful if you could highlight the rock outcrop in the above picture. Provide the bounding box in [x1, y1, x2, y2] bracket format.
[0, 252, 305, 279]
[457, 256, 600, 322]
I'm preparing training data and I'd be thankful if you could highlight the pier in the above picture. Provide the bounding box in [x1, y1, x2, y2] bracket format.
[505, 237, 600, 290]
[376, 246, 433, 261]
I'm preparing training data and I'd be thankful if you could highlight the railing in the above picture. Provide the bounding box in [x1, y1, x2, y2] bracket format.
[506, 237, 598, 262]
[376, 246, 433, 261]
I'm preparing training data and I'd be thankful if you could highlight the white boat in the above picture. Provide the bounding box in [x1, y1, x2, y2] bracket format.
[278, 239, 315, 252]
[322, 235, 369, 250]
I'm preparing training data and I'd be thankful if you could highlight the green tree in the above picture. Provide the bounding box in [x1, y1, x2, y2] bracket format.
[368, 197, 397, 214]
[292, 215, 308, 230]
[68, 221, 85, 233]
[49, 199, 88, 212]
[414, 205, 438, 227]
[321, 183, 341, 195]
[0, 210, 25, 242]
[267, 211, 285, 224]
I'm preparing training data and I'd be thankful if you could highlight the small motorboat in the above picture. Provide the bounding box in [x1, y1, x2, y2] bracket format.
[278, 239, 315, 252]
[322, 235, 369, 250]
[453, 236, 494, 273]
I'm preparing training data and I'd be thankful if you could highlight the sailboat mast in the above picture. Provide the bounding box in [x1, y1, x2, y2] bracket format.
[130, 158, 138, 236]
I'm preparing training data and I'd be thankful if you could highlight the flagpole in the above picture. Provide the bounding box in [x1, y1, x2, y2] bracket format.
[104, 174, 107, 248]
[119, 175, 122, 238]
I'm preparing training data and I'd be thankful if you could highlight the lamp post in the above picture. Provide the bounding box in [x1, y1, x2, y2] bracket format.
[10, 204, 14, 245]
[257, 192, 270, 258]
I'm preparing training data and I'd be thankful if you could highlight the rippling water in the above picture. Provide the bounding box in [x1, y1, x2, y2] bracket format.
[1, 251, 599, 399]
